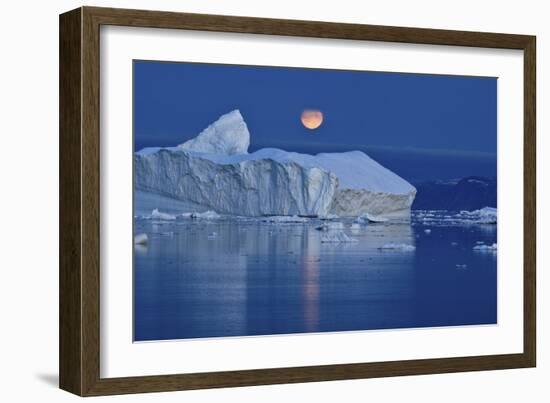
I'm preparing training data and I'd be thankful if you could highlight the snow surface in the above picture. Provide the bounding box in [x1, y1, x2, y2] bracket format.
[178, 110, 250, 155]
[197, 148, 414, 194]
[135, 111, 416, 218]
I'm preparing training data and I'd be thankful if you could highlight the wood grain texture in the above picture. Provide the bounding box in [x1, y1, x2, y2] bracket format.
[523, 38, 536, 367]
[81, 6, 102, 396]
[59, 6, 537, 396]
[59, 8, 82, 396]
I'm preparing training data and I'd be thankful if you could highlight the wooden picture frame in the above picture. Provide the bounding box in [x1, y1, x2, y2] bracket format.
[59, 6, 536, 396]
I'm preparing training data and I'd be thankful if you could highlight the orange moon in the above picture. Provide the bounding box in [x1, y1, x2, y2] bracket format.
[301, 109, 324, 130]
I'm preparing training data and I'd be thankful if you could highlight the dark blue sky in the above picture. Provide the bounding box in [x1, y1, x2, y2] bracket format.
[134, 60, 496, 182]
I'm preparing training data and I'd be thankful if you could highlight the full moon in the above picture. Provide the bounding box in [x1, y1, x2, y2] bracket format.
[301, 109, 324, 130]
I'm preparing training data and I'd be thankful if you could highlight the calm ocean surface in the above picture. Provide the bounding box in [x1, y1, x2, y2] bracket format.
[134, 214, 497, 341]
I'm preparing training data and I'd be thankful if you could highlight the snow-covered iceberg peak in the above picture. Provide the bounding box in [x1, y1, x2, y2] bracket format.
[178, 109, 250, 155]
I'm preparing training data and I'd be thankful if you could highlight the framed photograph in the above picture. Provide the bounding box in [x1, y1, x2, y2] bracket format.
[59, 6, 536, 396]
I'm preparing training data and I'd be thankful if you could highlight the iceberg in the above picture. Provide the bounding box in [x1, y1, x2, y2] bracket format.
[135, 110, 416, 219]
[178, 110, 250, 155]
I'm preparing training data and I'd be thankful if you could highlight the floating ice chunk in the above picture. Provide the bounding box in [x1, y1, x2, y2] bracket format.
[320, 231, 358, 243]
[412, 208, 497, 226]
[179, 210, 221, 220]
[473, 243, 497, 251]
[460, 207, 497, 224]
[134, 233, 148, 245]
[151, 209, 177, 221]
[196, 210, 221, 219]
[378, 243, 416, 251]
[357, 213, 389, 223]
[456, 264, 468, 269]
[261, 215, 309, 223]
[424, 228, 432, 234]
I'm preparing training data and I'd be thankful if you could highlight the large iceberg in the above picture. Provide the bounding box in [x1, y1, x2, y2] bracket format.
[135, 110, 416, 218]
[178, 110, 250, 155]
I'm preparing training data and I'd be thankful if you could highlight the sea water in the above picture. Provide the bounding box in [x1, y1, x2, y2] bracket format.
[134, 212, 497, 341]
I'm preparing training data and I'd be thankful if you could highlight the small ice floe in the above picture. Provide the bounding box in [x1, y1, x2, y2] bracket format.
[412, 207, 497, 226]
[357, 213, 388, 223]
[179, 210, 221, 220]
[424, 228, 432, 234]
[134, 233, 148, 245]
[459, 207, 497, 224]
[151, 208, 177, 221]
[261, 215, 309, 223]
[378, 243, 416, 252]
[455, 264, 468, 269]
[350, 223, 361, 230]
[320, 231, 358, 243]
[207, 232, 218, 240]
[451, 241, 458, 246]
[473, 243, 497, 251]
[476, 240, 485, 245]
[194, 210, 221, 219]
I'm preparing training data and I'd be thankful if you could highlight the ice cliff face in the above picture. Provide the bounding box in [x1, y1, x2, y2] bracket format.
[178, 110, 250, 155]
[135, 149, 338, 217]
[135, 110, 416, 218]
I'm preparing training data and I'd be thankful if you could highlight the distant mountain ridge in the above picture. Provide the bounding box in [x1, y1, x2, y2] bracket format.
[412, 176, 496, 211]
